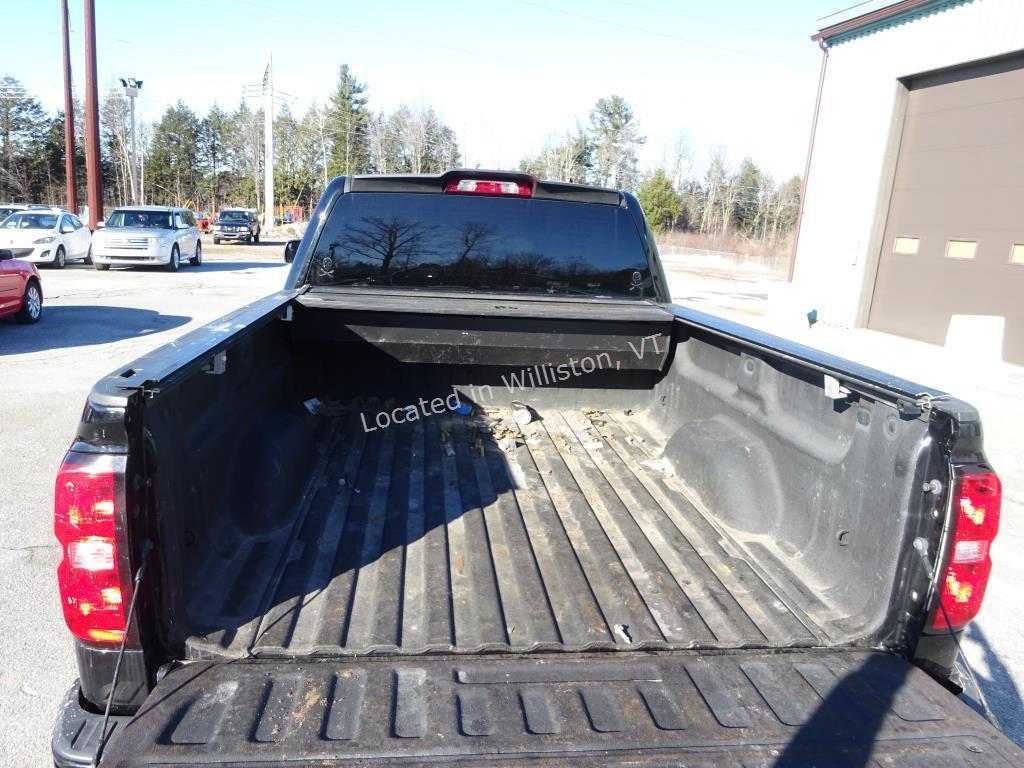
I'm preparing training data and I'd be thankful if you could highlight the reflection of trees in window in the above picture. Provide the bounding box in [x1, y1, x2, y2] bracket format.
[455, 222, 499, 263]
[447, 221, 499, 279]
[342, 215, 439, 272]
[560, 257, 590, 281]
[309, 211, 651, 294]
[489, 250, 556, 289]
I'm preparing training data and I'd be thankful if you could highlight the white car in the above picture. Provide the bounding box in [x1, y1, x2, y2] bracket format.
[0, 209, 92, 268]
[91, 206, 201, 271]
[0, 203, 28, 224]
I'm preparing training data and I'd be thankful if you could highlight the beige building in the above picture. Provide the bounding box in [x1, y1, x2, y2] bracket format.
[792, 0, 1024, 363]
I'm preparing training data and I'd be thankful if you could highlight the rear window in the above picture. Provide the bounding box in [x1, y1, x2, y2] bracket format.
[308, 193, 652, 298]
[107, 210, 173, 229]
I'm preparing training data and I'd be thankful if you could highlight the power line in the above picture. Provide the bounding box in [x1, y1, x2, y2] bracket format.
[230, 0, 484, 58]
[599, 0, 805, 41]
[509, 0, 812, 70]
[168, 0, 485, 59]
[106, 35, 242, 70]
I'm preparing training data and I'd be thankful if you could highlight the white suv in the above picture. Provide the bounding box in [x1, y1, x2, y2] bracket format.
[91, 206, 201, 271]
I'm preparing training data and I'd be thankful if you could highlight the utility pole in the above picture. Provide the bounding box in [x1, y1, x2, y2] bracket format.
[83, 0, 102, 229]
[263, 56, 274, 232]
[119, 77, 143, 204]
[139, 128, 145, 204]
[61, 0, 77, 214]
[318, 109, 328, 191]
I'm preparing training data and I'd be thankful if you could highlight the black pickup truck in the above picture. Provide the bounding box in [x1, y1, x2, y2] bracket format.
[52, 170, 1021, 767]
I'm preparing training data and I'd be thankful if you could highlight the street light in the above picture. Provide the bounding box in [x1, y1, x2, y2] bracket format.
[119, 77, 143, 204]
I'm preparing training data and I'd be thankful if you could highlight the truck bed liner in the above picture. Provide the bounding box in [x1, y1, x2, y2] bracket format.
[184, 407, 826, 658]
[94, 650, 1024, 767]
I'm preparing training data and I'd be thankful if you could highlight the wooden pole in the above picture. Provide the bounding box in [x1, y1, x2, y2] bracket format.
[83, 0, 102, 228]
[61, 0, 78, 214]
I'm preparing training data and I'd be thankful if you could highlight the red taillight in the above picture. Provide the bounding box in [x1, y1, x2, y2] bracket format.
[932, 469, 1001, 630]
[444, 178, 532, 197]
[55, 452, 127, 644]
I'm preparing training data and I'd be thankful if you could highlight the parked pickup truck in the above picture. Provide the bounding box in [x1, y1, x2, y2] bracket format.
[52, 170, 1021, 767]
[212, 207, 261, 244]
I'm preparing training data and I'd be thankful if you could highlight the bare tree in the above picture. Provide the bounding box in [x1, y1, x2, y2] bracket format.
[663, 132, 694, 193]
[719, 172, 741, 237]
[400, 107, 429, 174]
[343, 215, 438, 272]
[520, 127, 591, 182]
[101, 94, 134, 206]
[366, 110, 396, 174]
[138, 122, 150, 203]
[699, 149, 728, 235]
[755, 172, 775, 242]
[455, 221, 498, 263]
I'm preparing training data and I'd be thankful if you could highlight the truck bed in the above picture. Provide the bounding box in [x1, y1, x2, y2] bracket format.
[184, 405, 826, 658]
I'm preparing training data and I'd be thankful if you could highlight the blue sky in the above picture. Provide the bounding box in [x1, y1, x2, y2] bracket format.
[11, 0, 842, 180]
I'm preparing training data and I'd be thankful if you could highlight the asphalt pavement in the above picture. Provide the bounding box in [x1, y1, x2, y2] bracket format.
[0, 238, 291, 765]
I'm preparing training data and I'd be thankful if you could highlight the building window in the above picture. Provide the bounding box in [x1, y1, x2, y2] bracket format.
[1011, 244, 1024, 265]
[946, 240, 977, 260]
[893, 236, 919, 255]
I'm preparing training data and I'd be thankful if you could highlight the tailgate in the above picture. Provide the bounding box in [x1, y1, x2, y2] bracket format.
[98, 651, 1022, 767]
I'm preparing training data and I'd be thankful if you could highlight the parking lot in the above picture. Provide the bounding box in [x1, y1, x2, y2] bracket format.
[0, 238, 291, 764]
[1, 243, 1022, 764]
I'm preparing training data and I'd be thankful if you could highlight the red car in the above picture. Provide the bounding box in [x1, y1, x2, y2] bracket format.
[0, 248, 43, 323]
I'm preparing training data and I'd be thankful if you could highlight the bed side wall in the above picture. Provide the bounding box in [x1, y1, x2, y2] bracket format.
[649, 322, 937, 642]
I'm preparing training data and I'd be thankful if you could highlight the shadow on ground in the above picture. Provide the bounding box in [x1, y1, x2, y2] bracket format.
[188, 260, 287, 273]
[0, 305, 191, 354]
[209, 239, 288, 247]
[73, 260, 286, 274]
[962, 624, 1024, 744]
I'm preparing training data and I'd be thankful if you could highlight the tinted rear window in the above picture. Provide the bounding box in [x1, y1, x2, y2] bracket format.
[308, 193, 652, 298]
[107, 210, 173, 229]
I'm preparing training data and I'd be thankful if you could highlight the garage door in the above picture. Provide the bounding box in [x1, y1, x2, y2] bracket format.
[868, 53, 1024, 364]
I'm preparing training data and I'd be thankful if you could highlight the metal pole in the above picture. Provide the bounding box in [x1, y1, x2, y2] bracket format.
[318, 110, 328, 190]
[129, 95, 137, 204]
[61, 0, 78, 214]
[139, 133, 145, 204]
[263, 56, 274, 232]
[83, 0, 102, 229]
[788, 39, 830, 284]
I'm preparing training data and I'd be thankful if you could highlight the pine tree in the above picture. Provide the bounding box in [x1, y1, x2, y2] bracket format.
[199, 104, 230, 212]
[730, 156, 764, 236]
[147, 101, 201, 205]
[0, 76, 49, 200]
[637, 170, 682, 233]
[587, 95, 645, 191]
[326, 64, 370, 177]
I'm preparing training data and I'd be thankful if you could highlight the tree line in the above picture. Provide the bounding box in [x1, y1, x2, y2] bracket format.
[519, 94, 800, 250]
[637, 156, 801, 251]
[1, 68, 799, 248]
[0, 66, 460, 216]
